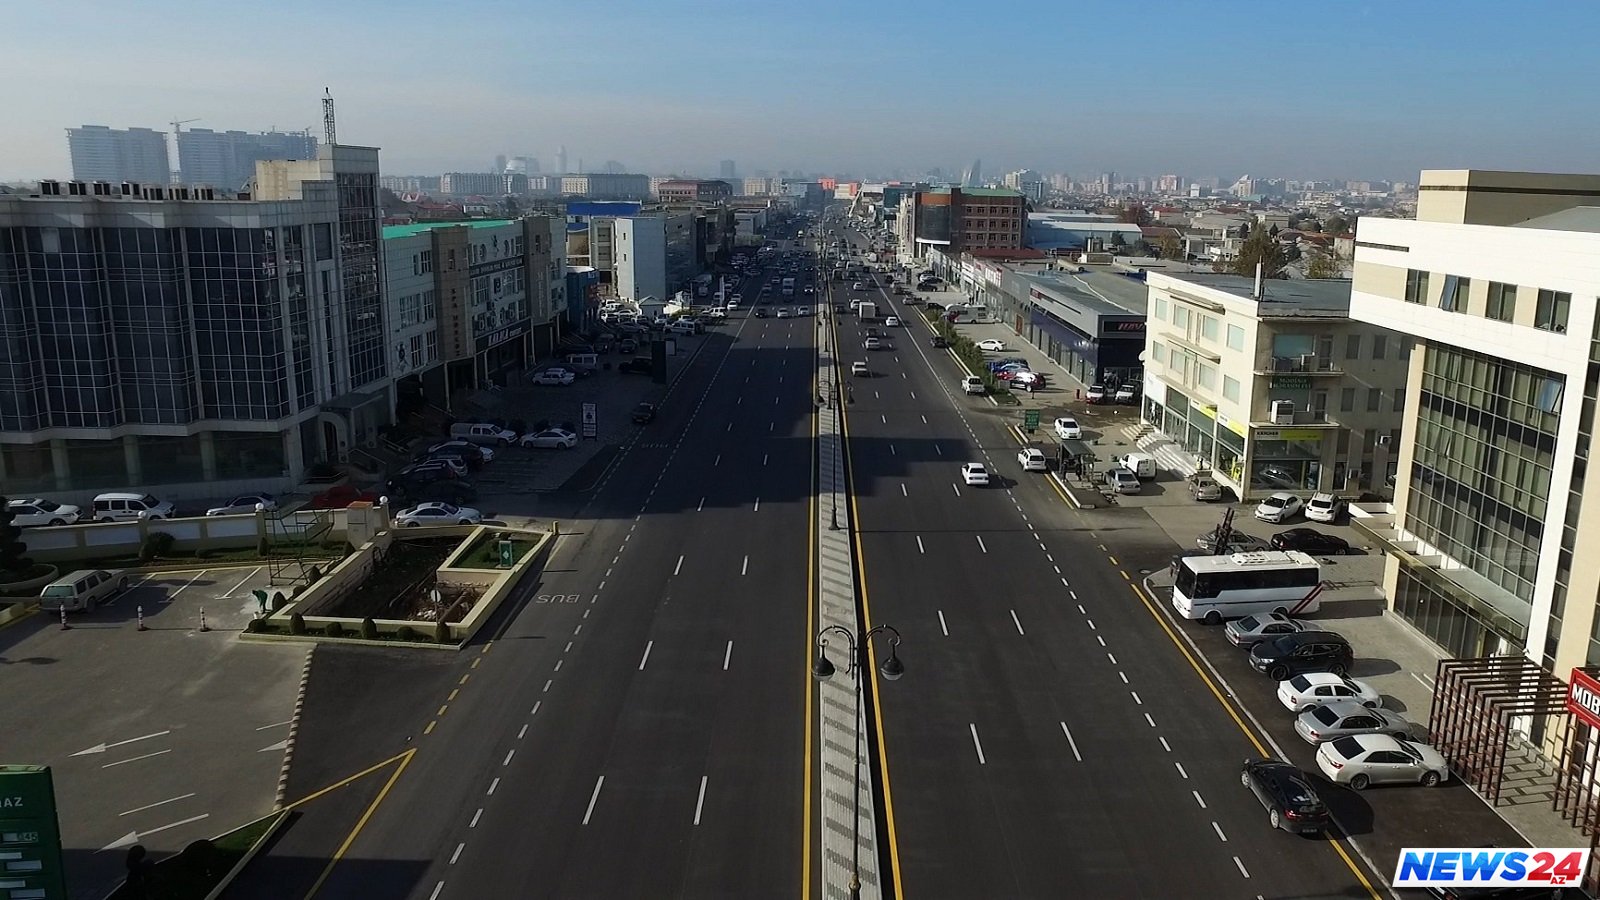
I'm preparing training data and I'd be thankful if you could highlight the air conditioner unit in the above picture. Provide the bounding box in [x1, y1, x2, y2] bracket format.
[1270, 399, 1295, 424]
[1376, 434, 1392, 445]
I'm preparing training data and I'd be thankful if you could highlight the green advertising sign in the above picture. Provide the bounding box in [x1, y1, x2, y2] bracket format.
[1023, 409, 1041, 432]
[0, 766, 67, 899]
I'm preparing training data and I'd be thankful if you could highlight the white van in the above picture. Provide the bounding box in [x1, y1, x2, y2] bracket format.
[1116, 453, 1158, 481]
[449, 422, 518, 446]
[92, 492, 175, 523]
[39, 569, 131, 613]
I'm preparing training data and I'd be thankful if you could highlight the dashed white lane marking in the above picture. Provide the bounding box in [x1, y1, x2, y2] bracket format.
[935, 445, 942, 455]
[583, 776, 605, 825]
[951, 483, 960, 497]
[741, 555, 749, 576]
[890, 444, 897, 456]
[531, 701, 541, 716]
[543, 680, 553, 693]
[916, 536, 925, 554]
[698, 496, 705, 511]
[1192, 790, 1206, 809]
[921, 415, 928, 423]
[723, 641, 733, 670]
[470, 808, 484, 827]
[1130, 691, 1142, 705]
[429, 881, 445, 900]
[674, 555, 685, 575]
[1175, 762, 1189, 779]
[938, 610, 949, 636]
[503, 749, 515, 767]
[1009, 609, 1025, 635]
[638, 641, 654, 671]
[975, 535, 988, 553]
[488, 777, 500, 795]
[1087, 619, 1097, 631]
[1145, 713, 1157, 728]
[754, 497, 761, 511]
[1118, 671, 1127, 683]
[564, 641, 573, 653]
[1212, 822, 1228, 843]
[1233, 857, 1250, 879]
[518, 724, 528, 740]
[1160, 736, 1172, 752]
[1060, 722, 1082, 761]
[969, 724, 987, 765]
[694, 775, 709, 825]
[1097, 636, 1106, 647]
[553, 660, 563, 672]
[900, 483, 907, 496]
[763, 454, 769, 466]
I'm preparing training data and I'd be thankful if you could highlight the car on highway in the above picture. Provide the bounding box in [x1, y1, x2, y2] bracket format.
[864, 337, 882, 350]
[729, 294, 742, 306]
[1271, 528, 1352, 555]
[1315, 733, 1450, 789]
[1277, 672, 1382, 712]
[1254, 492, 1303, 523]
[1249, 632, 1354, 681]
[619, 358, 654, 375]
[885, 316, 900, 327]
[632, 402, 657, 424]
[394, 502, 484, 527]
[1085, 383, 1107, 403]
[520, 428, 578, 449]
[1016, 448, 1048, 472]
[1195, 528, 1271, 553]
[1053, 417, 1082, 441]
[776, 308, 791, 318]
[851, 361, 869, 377]
[1240, 758, 1330, 835]
[975, 339, 1006, 352]
[206, 493, 279, 516]
[6, 498, 84, 527]
[1304, 492, 1347, 524]
[1224, 612, 1313, 650]
[960, 463, 990, 486]
[931, 335, 948, 348]
[852, 281, 864, 290]
[796, 306, 810, 316]
[529, 369, 575, 386]
[1294, 701, 1415, 745]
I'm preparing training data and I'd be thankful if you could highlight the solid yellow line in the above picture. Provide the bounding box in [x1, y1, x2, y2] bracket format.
[303, 747, 417, 899]
[280, 749, 416, 812]
[802, 339, 818, 900]
[839, 356, 905, 900]
[1126, 580, 1381, 898]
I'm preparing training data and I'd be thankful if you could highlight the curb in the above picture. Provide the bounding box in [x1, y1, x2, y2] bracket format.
[201, 809, 293, 900]
[0, 601, 39, 632]
[275, 646, 315, 810]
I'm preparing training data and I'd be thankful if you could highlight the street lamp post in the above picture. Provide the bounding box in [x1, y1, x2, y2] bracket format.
[812, 624, 903, 900]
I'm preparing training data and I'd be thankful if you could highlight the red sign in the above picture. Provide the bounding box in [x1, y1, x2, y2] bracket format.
[1567, 669, 1600, 729]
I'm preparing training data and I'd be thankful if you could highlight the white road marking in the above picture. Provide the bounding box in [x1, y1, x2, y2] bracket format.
[1130, 691, 1142, 705]
[763, 454, 769, 466]
[1192, 790, 1207, 809]
[1070, 590, 1079, 601]
[450, 842, 465, 864]
[429, 882, 445, 900]
[910, 391, 916, 400]
[714, 454, 721, 466]
[723, 641, 733, 670]
[1052, 565, 1060, 574]
[564, 641, 573, 653]
[969, 724, 987, 764]
[471, 808, 483, 827]
[1213, 821, 1228, 843]
[543, 680, 553, 693]
[1118, 671, 1127, 683]
[503, 750, 515, 766]
[1175, 762, 1189, 779]
[694, 775, 709, 825]
[165, 569, 208, 601]
[935, 445, 943, 455]
[890, 444, 896, 456]
[1145, 713, 1157, 728]
[1233, 857, 1250, 878]
[698, 497, 705, 511]
[518, 724, 529, 740]
[220, 567, 263, 598]
[1087, 619, 1096, 630]
[1160, 736, 1172, 752]
[1097, 636, 1106, 647]
[976, 536, 988, 553]
[1411, 672, 1433, 690]
[674, 555, 685, 575]
[638, 641, 654, 670]
[900, 483, 907, 496]
[1106, 653, 1116, 665]
[881, 415, 887, 423]
[916, 536, 925, 554]
[531, 701, 541, 716]
[74, 731, 172, 757]
[741, 556, 749, 576]
[583, 776, 605, 824]
[922, 415, 928, 424]
[118, 793, 195, 816]
[936, 609, 949, 635]
[102, 749, 172, 769]
[254, 719, 293, 731]
[1059, 722, 1082, 761]
[488, 777, 500, 795]
[1010, 609, 1025, 635]
[952, 484, 960, 496]
[553, 660, 563, 672]
[754, 497, 761, 511]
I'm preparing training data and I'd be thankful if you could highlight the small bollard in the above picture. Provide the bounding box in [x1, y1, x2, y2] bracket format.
[199, 606, 210, 633]
[60, 606, 71, 631]
[551, 520, 561, 536]
[137, 605, 147, 632]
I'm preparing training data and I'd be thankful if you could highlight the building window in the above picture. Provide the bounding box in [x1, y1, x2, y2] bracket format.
[1404, 269, 1429, 304]
[1536, 289, 1571, 333]
[1486, 282, 1517, 322]
[1222, 376, 1240, 402]
[1200, 315, 1219, 342]
[1341, 387, 1356, 412]
[1197, 363, 1216, 389]
[1151, 341, 1166, 364]
[1373, 334, 1387, 359]
[1346, 334, 1361, 358]
[1226, 324, 1244, 351]
[1153, 298, 1167, 321]
[1394, 388, 1407, 412]
[1367, 388, 1382, 412]
[1440, 274, 1469, 312]
[1173, 306, 1190, 330]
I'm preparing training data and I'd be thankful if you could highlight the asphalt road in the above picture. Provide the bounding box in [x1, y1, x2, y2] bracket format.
[833, 226, 1385, 900]
[271, 256, 821, 899]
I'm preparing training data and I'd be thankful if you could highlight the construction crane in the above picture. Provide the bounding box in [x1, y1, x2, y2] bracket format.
[170, 117, 200, 134]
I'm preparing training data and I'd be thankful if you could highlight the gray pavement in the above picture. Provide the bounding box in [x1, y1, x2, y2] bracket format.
[0, 565, 305, 899]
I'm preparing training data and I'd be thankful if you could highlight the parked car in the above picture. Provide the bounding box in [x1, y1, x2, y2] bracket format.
[1240, 758, 1330, 834]
[1196, 528, 1271, 553]
[1053, 417, 1082, 441]
[206, 493, 279, 516]
[1249, 632, 1354, 681]
[1294, 701, 1415, 745]
[960, 463, 990, 486]
[1255, 465, 1300, 489]
[1224, 612, 1313, 650]
[1315, 733, 1450, 789]
[403, 457, 469, 479]
[1277, 672, 1382, 712]
[394, 502, 484, 527]
[423, 449, 484, 472]
[1114, 384, 1139, 404]
[423, 440, 494, 463]
[520, 428, 578, 449]
[449, 422, 518, 446]
[39, 569, 132, 614]
[618, 338, 639, 354]
[91, 492, 175, 523]
[1086, 383, 1107, 403]
[632, 402, 657, 424]
[1017, 448, 1048, 472]
[1105, 467, 1141, 494]
[1271, 528, 1352, 555]
[6, 498, 83, 527]
[529, 369, 576, 386]
[1254, 492, 1303, 523]
[1304, 492, 1347, 524]
[1189, 473, 1223, 501]
[397, 480, 478, 507]
[986, 358, 1026, 372]
[619, 358, 654, 375]
[975, 339, 1007, 352]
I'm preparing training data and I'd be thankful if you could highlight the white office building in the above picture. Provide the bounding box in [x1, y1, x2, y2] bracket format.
[614, 217, 667, 303]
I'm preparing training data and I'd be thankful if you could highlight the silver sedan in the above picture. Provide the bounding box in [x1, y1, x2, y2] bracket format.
[1224, 612, 1312, 650]
[1315, 733, 1449, 789]
[1294, 701, 1415, 745]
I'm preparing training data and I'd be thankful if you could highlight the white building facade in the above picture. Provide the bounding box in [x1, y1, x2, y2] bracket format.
[614, 216, 667, 302]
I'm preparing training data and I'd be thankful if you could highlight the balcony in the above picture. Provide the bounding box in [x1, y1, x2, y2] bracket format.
[1254, 355, 1342, 377]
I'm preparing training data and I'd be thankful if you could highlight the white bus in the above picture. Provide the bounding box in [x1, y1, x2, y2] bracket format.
[1172, 551, 1324, 624]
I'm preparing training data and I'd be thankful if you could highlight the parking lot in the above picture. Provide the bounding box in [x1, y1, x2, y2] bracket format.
[0, 565, 307, 897]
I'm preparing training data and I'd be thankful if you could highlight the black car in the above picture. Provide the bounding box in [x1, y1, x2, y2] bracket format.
[1271, 528, 1352, 555]
[619, 358, 654, 375]
[755, 308, 768, 318]
[1241, 758, 1330, 834]
[422, 449, 483, 472]
[1249, 631, 1354, 681]
[618, 338, 638, 354]
[930, 335, 948, 348]
[632, 402, 657, 424]
[925, 302, 945, 311]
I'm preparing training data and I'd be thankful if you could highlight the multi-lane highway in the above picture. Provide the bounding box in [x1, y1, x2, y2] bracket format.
[831, 228, 1385, 899]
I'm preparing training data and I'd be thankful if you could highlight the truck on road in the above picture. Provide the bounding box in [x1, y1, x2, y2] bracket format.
[857, 300, 877, 321]
[782, 277, 795, 296]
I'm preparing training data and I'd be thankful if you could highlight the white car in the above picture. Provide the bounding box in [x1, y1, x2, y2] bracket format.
[885, 316, 901, 327]
[6, 498, 83, 527]
[394, 502, 484, 527]
[976, 339, 1006, 352]
[520, 428, 578, 449]
[707, 307, 728, 319]
[851, 361, 869, 377]
[1315, 733, 1450, 789]
[849, 298, 863, 309]
[1254, 492, 1303, 523]
[1053, 417, 1082, 441]
[529, 369, 575, 386]
[960, 463, 990, 486]
[1304, 492, 1344, 523]
[206, 493, 279, 516]
[1277, 673, 1382, 713]
[776, 309, 791, 319]
[1016, 449, 1048, 472]
[669, 320, 699, 335]
[796, 306, 810, 316]
[729, 295, 742, 306]
[864, 337, 882, 350]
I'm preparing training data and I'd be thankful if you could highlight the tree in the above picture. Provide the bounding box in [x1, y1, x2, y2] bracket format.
[1156, 234, 1184, 260]
[1226, 227, 1288, 279]
[1323, 214, 1349, 235]
[1305, 248, 1345, 279]
[0, 496, 31, 575]
[1268, 223, 1280, 237]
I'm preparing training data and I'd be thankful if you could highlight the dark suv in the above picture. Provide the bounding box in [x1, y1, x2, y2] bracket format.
[1249, 631, 1354, 681]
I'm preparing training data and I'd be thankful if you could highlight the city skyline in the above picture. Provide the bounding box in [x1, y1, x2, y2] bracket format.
[4, 0, 1599, 182]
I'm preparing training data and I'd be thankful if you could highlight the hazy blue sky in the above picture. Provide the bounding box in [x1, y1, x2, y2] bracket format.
[5, 0, 1597, 182]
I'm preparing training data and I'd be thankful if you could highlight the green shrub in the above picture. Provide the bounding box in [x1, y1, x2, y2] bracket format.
[324, 621, 344, 638]
[396, 625, 419, 642]
[289, 613, 306, 635]
[139, 532, 177, 563]
[360, 617, 378, 640]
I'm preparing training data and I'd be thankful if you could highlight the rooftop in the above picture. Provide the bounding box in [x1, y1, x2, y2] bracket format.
[382, 219, 516, 239]
[1155, 272, 1353, 316]
[929, 186, 1024, 199]
[1023, 267, 1154, 316]
[1512, 206, 1600, 234]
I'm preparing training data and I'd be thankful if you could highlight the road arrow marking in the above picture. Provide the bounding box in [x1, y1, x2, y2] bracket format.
[258, 739, 289, 753]
[98, 814, 209, 852]
[72, 730, 172, 757]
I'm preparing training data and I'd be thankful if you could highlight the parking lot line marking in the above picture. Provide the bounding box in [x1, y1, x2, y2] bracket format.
[429, 882, 445, 900]
[1411, 672, 1432, 690]
[583, 776, 605, 824]
[969, 724, 986, 764]
[938, 610, 948, 636]
[119, 793, 195, 816]
[1059, 722, 1082, 761]
[471, 808, 483, 828]
[1233, 856, 1249, 878]
[1192, 790, 1207, 809]
[638, 641, 654, 671]
[423, 721, 436, 736]
[165, 570, 209, 602]
[1212, 821, 1227, 843]
[1009, 609, 1025, 635]
[255, 719, 292, 731]
[102, 749, 172, 769]
[220, 567, 263, 598]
